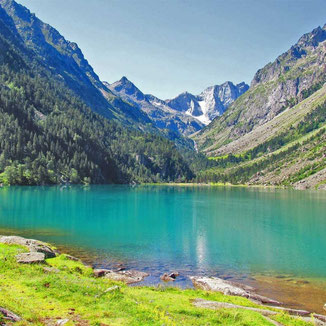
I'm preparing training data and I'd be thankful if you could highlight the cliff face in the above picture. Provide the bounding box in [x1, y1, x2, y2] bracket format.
[195, 24, 326, 153]
[166, 82, 248, 125]
[107, 76, 248, 135]
[106, 78, 204, 136]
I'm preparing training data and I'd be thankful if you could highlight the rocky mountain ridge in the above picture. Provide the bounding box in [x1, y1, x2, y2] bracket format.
[107, 77, 248, 135]
[166, 81, 248, 125]
[193, 23, 326, 189]
[0, 0, 195, 185]
[0, 0, 153, 129]
[106, 78, 204, 136]
[195, 24, 326, 154]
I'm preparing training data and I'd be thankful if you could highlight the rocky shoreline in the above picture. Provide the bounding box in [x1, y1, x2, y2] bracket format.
[1, 235, 326, 325]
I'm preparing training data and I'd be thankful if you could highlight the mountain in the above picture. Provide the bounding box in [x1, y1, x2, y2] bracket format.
[0, 0, 154, 129]
[107, 77, 248, 134]
[0, 0, 194, 185]
[166, 82, 249, 125]
[106, 77, 204, 136]
[195, 25, 326, 155]
[193, 24, 326, 189]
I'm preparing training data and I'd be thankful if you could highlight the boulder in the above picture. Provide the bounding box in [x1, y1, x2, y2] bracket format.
[104, 270, 149, 284]
[29, 243, 56, 259]
[168, 271, 179, 279]
[0, 236, 56, 258]
[161, 273, 174, 282]
[16, 252, 45, 264]
[190, 276, 281, 305]
[93, 269, 111, 278]
[160, 271, 180, 282]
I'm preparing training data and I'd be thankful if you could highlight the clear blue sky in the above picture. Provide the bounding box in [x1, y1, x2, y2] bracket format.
[18, 0, 326, 99]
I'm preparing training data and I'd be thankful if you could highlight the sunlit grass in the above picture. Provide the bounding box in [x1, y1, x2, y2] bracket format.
[0, 243, 313, 325]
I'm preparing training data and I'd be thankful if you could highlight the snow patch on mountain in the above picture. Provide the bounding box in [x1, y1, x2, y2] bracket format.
[106, 77, 249, 133]
[167, 82, 249, 125]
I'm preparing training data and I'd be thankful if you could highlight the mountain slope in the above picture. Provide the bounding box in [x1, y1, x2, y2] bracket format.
[167, 82, 249, 125]
[106, 77, 204, 136]
[107, 77, 248, 135]
[0, 0, 154, 129]
[0, 0, 194, 185]
[193, 24, 326, 189]
[195, 25, 326, 154]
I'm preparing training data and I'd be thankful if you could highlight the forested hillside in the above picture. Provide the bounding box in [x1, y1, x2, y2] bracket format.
[0, 9, 193, 185]
[0, 0, 154, 129]
[193, 25, 326, 189]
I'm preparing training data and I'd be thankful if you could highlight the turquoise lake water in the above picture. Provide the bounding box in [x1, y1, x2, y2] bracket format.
[0, 185, 326, 288]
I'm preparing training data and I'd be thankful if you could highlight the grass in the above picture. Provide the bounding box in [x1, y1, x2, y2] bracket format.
[0, 243, 314, 326]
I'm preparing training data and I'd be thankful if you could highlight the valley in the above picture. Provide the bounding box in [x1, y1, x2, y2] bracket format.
[0, 0, 325, 190]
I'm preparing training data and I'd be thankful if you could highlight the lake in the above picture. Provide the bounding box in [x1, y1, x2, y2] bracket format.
[0, 185, 325, 312]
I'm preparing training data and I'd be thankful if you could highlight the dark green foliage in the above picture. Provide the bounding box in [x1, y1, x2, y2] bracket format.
[0, 18, 193, 185]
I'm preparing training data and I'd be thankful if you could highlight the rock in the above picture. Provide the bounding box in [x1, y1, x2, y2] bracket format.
[314, 314, 326, 323]
[324, 303, 326, 312]
[104, 270, 149, 284]
[43, 267, 60, 274]
[113, 263, 126, 272]
[93, 269, 110, 278]
[56, 319, 69, 325]
[168, 271, 179, 279]
[0, 236, 56, 258]
[0, 307, 22, 322]
[192, 298, 277, 316]
[29, 243, 56, 259]
[190, 276, 281, 305]
[264, 305, 310, 316]
[16, 252, 45, 264]
[64, 255, 80, 261]
[160, 273, 174, 282]
[104, 286, 120, 293]
[160, 271, 179, 282]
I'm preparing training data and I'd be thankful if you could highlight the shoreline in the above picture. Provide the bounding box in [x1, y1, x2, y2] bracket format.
[2, 239, 321, 326]
[143, 182, 287, 189]
[1, 182, 325, 192]
[58, 243, 326, 315]
[1, 235, 325, 318]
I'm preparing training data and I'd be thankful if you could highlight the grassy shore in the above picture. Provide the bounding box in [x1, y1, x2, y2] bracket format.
[143, 182, 285, 189]
[0, 242, 314, 325]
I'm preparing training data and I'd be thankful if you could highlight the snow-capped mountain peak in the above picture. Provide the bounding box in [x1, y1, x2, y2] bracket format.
[106, 77, 249, 133]
[167, 81, 249, 125]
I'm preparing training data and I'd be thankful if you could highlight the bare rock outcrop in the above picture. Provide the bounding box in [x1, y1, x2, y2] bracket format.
[192, 299, 326, 326]
[0, 307, 22, 322]
[104, 270, 149, 284]
[0, 235, 56, 258]
[16, 252, 45, 264]
[190, 276, 280, 305]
